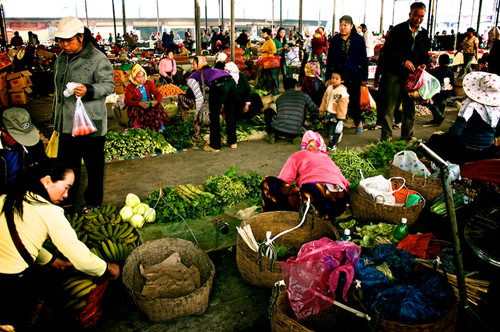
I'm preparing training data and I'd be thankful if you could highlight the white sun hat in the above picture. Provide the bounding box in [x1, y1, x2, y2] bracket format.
[463, 72, 500, 107]
[51, 16, 85, 39]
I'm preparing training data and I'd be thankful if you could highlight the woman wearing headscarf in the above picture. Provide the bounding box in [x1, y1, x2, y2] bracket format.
[255, 27, 279, 96]
[325, 15, 368, 135]
[224, 62, 255, 122]
[188, 55, 237, 152]
[124, 63, 167, 131]
[260, 131, 350, 221]
[301, 62, 326, 107]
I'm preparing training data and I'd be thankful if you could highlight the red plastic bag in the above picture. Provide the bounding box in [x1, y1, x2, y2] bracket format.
[72, 97, 97, 136]
[359, 86, 374, 112]
[262, 55, 281, 69]
[404, 68, 424, 92]
[281, 238, 361, 320]
[76, 279, 109, 328]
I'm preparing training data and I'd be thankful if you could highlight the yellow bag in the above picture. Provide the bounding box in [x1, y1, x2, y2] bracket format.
[45, 131, 59, 158]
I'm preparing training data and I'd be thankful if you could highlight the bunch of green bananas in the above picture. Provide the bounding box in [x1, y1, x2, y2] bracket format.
[62, 275, 98, 311]
[66, 204, 139, 264]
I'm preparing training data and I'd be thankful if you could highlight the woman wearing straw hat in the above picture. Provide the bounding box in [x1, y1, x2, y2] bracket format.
[51, 16, 114, 209]
[427, 72, 500, 164]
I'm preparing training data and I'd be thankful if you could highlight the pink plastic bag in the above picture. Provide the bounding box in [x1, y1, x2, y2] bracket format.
[281, 237, 361, 320]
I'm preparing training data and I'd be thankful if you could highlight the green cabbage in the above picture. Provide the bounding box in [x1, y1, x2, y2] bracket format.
[130, 214, 145, 228]
[125, 193, 141, 207]
[144, 207, 156, 223]
[133, 203, 149, 216]
[119, 206, 134, 222]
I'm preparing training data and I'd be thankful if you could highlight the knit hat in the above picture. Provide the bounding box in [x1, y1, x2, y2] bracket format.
[463, 72, 500, 107]
[2, 107, 39, 146]
[52, 16, 85, 39]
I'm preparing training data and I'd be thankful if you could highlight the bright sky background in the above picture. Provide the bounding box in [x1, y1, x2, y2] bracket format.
[1, 0, 497, 33]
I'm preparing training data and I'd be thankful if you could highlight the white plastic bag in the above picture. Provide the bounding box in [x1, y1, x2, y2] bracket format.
[334, 120, 343, 134]
[72, 97, 97, 136]
[392, 151, 431, 177]
[357, 175, 405, 206]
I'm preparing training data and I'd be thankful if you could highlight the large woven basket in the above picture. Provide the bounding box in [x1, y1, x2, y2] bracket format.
[349, 190, 424, 227]
[270, 288, 370, 332]
[113, 106, 130, 126]
[388, 163, 443, 202]
[122, 238, 215, 322]
[236, 211, 338, 288]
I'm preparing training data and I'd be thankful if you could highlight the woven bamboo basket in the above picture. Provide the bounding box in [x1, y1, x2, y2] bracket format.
[261, 94, 274, 111]
[236, 211, 339, 288]
[388, 163, 443, 202]
[270, 289, 369, 332]
[113, 106, 130, 126]
[122, 238, 215, 323]
[349, 190, 424, 227]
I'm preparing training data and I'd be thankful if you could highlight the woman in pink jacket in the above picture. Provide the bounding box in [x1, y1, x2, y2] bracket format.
[159, 50, 177, 84]
[260, 131, 350, 221]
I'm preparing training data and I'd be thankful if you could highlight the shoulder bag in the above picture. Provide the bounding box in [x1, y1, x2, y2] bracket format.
[198, 69, 211, 126]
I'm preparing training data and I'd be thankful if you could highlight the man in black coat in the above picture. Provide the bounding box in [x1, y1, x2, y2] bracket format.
[379, 2, 430, 142]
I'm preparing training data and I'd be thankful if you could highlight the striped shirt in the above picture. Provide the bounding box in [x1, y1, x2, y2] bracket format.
[272, 89, 319, 135]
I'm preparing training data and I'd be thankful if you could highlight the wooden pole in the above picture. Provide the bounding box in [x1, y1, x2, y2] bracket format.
[156, 0, 160, 35]
[476, 0, 483, 36]
[280, 0, 283, 28]
[205, 0, 208, 32]
[456, 0, 463, 50]
[380, 0, 385, 34]
[112, 0, 117, 43]
[195, 0, 201, 54]
[85, 0, 89, 27]
[333, 0, 336, 33]
[231, 0, 235, 62]
[298, 0, 303, 34]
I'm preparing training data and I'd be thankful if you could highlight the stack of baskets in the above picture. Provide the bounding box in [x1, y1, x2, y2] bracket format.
[236, 211, 338, 288]
[122, 238, 215, 322]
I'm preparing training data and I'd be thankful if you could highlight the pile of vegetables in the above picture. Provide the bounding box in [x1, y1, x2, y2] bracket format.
[119, 193, 156, 228]
[104, 128, 176, 162]
[359, 140, 420, 169]
[251, 88, 270, 97]
[354, 222, 397, 248]
[331, 149, 379, 184]
[161, 120, 198, 150]
[143, 166, 263, 224]
[220, 121, 264, 142]
[158, 84, 185, 97]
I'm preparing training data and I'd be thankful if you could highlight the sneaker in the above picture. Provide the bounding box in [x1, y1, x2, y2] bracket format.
[264, 133, 276, 144]
[327, 144, 337, 152]
[203, 145, 220, 152]
[292, 136, 302, 145]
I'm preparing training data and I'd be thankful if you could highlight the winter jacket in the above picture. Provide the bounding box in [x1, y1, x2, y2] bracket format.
[124, 80, 163, 107]
[381, 20, 430, 78]
[53, 42, 114, 136]
[325, 32, 368, 82]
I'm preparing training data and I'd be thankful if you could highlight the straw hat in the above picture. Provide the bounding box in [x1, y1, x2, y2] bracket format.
[463, 72, 500, 107]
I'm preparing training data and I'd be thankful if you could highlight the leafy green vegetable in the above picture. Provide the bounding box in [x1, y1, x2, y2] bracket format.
[354, 222, 397, 248]
[338, 219, 357, 229]
[359, 140, 421, 169]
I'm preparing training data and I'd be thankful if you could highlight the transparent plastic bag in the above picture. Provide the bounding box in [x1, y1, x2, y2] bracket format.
[72, 97, 97, 136]
[418, 71, 441, 101]
[359, 86, 374, 112]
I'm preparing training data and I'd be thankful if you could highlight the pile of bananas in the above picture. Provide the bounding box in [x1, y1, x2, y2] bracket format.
[66, 204, 139, 264]
[62, 274, 98, 311]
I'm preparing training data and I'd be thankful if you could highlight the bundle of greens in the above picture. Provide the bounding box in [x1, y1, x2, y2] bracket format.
[359, 140, 420, 170]
[354, 222, 397, 248]
[104, 128, 176, 162]
[161, 121, 197, 150]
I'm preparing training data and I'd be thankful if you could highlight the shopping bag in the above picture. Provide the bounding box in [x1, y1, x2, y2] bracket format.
[286, 48, 298, 61]
[45, 131, 59, 158]
[417, 71, 441, 101]
[357, 175, 405, 206]
[72, 97, 97, 136]
[262, 55, 281, 69]
[404, 68, 424, 92]
[392, 151, 431, 177]
[359, 86, 374, 112]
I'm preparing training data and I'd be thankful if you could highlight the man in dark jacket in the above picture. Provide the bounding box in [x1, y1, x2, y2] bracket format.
[1, 108, 46, 194]
[379, 2, 430, 142]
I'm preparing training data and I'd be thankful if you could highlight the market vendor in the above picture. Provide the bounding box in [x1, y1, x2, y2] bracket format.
[427, 72, 500, 164]
[224, 61, 257, 123]
[255, 27, 279, 96]
[260, 130, 350, 221]
[159, 50, 177, 85]
[0, 159, 120, 331]
[124, 64, 168, 131]
[188, 55, 237, 152]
